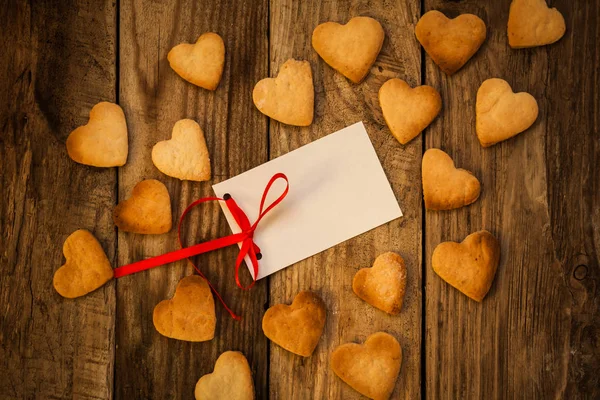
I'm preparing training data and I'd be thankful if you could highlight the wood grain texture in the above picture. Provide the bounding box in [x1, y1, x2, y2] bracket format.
[545, 0, 600, 395]
[116, 0, 269, 398]
[2, 0, 599, 398]
[424, 0, 600, 399]
[0, 1, 117, 399]
[267, 1, 423, 398]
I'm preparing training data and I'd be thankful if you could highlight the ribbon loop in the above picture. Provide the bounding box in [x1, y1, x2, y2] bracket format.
[253, 172, 290, 230]
[112, 173, 289, 320]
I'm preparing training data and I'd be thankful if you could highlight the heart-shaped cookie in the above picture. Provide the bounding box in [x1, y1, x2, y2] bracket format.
[153, 275, 216, 342]
[432, 230, 500, 302]
[168, 32, 225, 90]
[252, 59, 314, 126]
[508, 0, 566, 48]
[312, 16, 384, 83]
[53, 229, 114, 298]
[422, 148, 481, 210]
[152, 119, 211, 181]
[379, 78, 441, 145]
[331, 332, 402, 400]
[476, 78, 538, 147]
[66, 102, 128, 167]
[113, 179, 172, 234]
[194, 351, 254, 400]
[262, 291, 326, 357]
[352, 252, 407, 315]
[415, 10, 486, 75]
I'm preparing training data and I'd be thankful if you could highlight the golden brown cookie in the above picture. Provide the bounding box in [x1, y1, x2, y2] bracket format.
[167, 32, 225, 90]
[66, 102, 128, 167]
[262, 291, 326, 357]
[153, 275, 216, 342]
[331, 332, 402, 400]
[422, 148, 481, 210]
[252, 59, 314, 126]
[152, 119, 211, 182]
[379, 78, 441, 145]
[508, 0, 566, 48]
[113, 179, 172, 234]
[194, 351, 254, 400]
[312, 16, 384, 83]
[476, 78, 538, 147]
[415, 10, 486, 75]
[352, 252, 407, 315]
[432, 230, 500, 302]
[53, 229, 114, 298]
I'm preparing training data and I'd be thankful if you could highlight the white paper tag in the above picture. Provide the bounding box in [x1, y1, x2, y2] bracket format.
[212, 122, 402, 279]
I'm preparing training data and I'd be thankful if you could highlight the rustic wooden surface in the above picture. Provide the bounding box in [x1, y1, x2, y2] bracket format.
[1, 0, 598, 399]
[116, 0, 269, 398]
[0, 1, 117, 399]
[267, 1, 423, 399]
[424, 0, 599, 398]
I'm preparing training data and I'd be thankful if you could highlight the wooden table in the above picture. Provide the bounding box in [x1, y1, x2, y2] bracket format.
[1, 0, 598, 398]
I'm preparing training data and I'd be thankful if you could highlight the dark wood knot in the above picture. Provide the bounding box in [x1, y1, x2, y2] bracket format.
[573, 264, 588, 280]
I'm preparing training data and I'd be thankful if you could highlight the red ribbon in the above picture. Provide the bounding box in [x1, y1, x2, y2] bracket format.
[113, 173, 289, 320]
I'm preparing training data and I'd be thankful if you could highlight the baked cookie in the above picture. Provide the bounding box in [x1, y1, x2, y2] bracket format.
[476, 78, 538, 147]
[53, 229, 114, 298]
[432, 230, 500, 302]
[422, 148, 481, 210]
[153, 275, 216, 342]
[252, 59, 314, 126]
[66, 102, 128, 167]
[194, 351, 254, 400]
[152, 119, 211, 182]
[379, 78, 441, 145]
[415, 10, 486, 75]
[508, 0, 566, 48]
[331, 332, 402, 400]
[113, 179, 172, 234]
[262, 291, 326, 357]
[352, 252, 407, 314]
[312, 16, 384, 83]
[168, 32, 225, 90]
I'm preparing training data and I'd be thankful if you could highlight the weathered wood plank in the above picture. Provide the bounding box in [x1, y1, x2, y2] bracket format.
[268, 1, 423, 398]
[545, 0, 600, 395]
[116, 0, 269, 398]
[0, 1, 117, 399]
[424, 0, 599, 398]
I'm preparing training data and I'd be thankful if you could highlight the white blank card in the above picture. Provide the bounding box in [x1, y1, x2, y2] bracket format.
[213, 122, 402, 279]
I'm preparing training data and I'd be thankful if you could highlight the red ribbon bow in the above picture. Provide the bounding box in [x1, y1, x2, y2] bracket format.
[113, 173, 289, 320]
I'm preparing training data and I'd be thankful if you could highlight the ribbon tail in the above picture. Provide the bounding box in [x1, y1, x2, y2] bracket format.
[113, 232, 247, 278]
